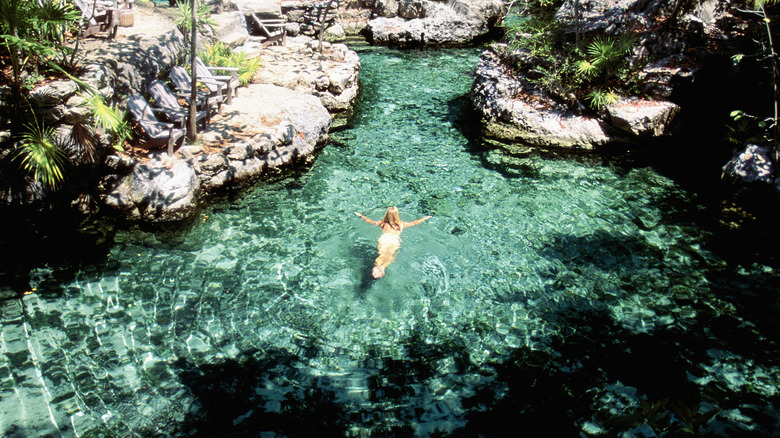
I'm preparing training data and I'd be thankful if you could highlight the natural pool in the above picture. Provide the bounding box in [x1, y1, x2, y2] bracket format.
[1, 46, 779, 437]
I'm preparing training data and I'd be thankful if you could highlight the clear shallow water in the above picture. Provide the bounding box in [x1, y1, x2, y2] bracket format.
[1, 47, 779, 437]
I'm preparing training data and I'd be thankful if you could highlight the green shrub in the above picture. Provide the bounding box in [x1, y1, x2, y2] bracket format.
[500, 3, 640, 111]
[199, 42, 262, 86]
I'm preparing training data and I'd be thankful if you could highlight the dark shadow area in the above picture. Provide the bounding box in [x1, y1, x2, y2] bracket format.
[0, 204, 117, 296]
[351, 239, 380, 295]
[169, 348, 351, 437]
[458, 303, 780, 437]
[536, 227, 780, 364]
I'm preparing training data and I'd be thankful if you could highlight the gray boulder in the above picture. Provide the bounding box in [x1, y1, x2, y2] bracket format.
[80, 27, 187, 98]
[367, 0, 505, 47]
[230, 0, 283, 17]
[606, 97, 680, 137]
[554, 0, 662, 35]
[103, 154, 201, 222]
[209, 11, 250, 47]
[253, 37, 361, 126]
[188, 82, 332, 190]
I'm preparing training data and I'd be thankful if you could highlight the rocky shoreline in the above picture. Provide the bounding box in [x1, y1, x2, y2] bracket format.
[56, 4, 361, 223]
[4, 0, 775, 225]
[100, 34, 359, 222]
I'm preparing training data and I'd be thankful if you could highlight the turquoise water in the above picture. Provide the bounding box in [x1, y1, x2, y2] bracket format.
[2, 47, 779, 436]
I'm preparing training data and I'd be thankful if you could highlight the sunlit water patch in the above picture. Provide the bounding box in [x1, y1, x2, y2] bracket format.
[2, 48, 779, 437]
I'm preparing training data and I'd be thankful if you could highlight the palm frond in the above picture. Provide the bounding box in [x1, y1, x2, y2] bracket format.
[15, 119, 69, 190]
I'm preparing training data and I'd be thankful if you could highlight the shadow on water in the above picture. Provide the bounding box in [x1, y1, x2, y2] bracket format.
[169, 348, 351, 437]
[537, 225, 780, 357]
[455, 277, 780, 437]
[353, 240, 380, 295]
[161, 295, 779, 437]
[0, 206, 115, 295]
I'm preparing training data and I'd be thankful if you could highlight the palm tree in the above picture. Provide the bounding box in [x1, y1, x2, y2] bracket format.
[0, 0, 80, 120]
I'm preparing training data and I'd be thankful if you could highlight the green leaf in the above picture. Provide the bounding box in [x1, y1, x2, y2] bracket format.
[15, 119, 69, 190]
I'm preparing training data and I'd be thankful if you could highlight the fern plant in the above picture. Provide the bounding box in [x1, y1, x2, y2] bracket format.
[575, 34, 635, 81]
[587, 88, 618, 109]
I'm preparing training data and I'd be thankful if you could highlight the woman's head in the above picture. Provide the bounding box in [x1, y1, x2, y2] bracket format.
[381, 206, 401, 230]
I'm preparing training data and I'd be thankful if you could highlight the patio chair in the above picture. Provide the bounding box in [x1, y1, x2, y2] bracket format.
[194, 57, 240, 105]
[148, 80, 210, 129]
[249, 13, 287, 48]
[126, 94, 185, 155]
[169, 66, 225, 113]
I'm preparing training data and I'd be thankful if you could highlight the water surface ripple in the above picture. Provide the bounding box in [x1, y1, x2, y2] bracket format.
[2, 47, 779, 437]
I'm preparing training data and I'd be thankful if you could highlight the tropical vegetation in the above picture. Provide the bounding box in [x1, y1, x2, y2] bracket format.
[199, 42, 262, 86]
[0, 0, 128, 202]
[499, 0, 642, 110]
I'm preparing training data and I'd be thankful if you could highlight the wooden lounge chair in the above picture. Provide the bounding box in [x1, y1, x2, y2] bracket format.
[148, 80, 210, 129]
[249, 13, 287, 48]
[194, 57, 239, 105]
[169, 66, 225, 112]
[126, 94, 185, 155]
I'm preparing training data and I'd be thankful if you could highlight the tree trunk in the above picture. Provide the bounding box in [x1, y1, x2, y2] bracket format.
[187, 0, 198, 143]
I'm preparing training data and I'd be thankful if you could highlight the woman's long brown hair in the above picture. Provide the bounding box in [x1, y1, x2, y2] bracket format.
[380, 206, 402, 230]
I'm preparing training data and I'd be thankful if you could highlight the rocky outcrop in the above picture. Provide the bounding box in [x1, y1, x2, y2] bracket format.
[605, 98, 680, 137]
[365, 0, 505, 47]
[80, 27, 187, 99]
[208, 11, 251, 48]
[18, 26, 187, 137]
[253, 37, 360, 128]
[467, 0, 755, 149]
[103, 153, 201, 222]
[470, 46, 680, 149]
[230, 0, 284, 18]
[102, 83, 331, 222]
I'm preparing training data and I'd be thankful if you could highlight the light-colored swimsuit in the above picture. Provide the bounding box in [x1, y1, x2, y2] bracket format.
[377, 233, 401, 254]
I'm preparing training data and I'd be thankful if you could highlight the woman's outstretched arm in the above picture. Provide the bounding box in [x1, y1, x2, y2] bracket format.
[355, 211, 380, 226]
[403, 215, 432, 228]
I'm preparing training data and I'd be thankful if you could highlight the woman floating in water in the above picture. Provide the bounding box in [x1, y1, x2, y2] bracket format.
[355, 206, 432, 279]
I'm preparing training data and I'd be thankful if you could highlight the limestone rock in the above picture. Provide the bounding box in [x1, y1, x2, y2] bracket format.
[555, 0, 662, 35]
[366, 0, 504, 47]
[470, 47, 611, 149]
[398, 0, 424, 19]
[80, 28, 187, 98]
[103, 154, 201, 222]
[181, 82, 331, 191]
[471, 46, 683, 149]
[606, 98, 680, 137]
[210, 11, 250, 47]
[231, 0, 283, 17]
[254, 37, 360, 124]
[323, 22, 347, 41]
